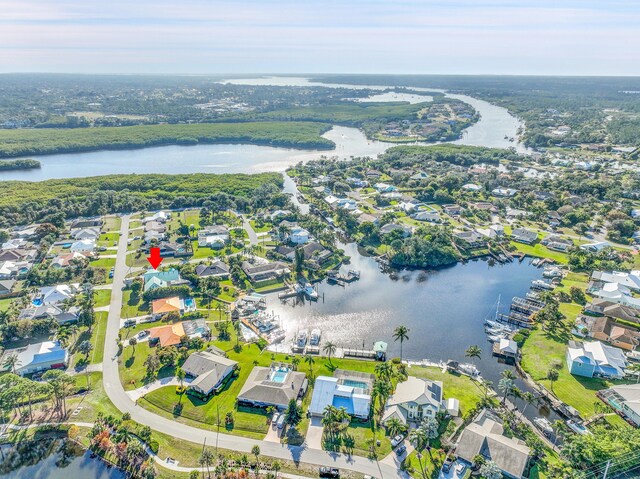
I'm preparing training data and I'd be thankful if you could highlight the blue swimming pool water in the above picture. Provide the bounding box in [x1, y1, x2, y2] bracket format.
[342, 379, 368, 390]
[184, 298, 196, 308]
[332, 396, 355, 414]
[270, 370, 288, 383]
[32, 298, 43, 306]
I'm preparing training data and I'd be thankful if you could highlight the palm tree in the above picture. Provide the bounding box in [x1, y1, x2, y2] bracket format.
[199, 448, 215, 479]
[498, 377, 515, 404]
[3, 353, 20, 375]
[546, 368, 559, 393]
[176, 367, 186, 389]
[272, 460, 281, 479]
[233, 320, 242, 347]
[304, 354, 315, 378]
[408, 427, 428, 479]
[251, 445, 261, 476]
[374, 361, 393, 381]
[128, 337, 137, 357]
[520, 391, 536, 417]
[371, 379, 392, 416]
[629, 362, 640, 383]
[420, 416, 439, 458]
[323, 341, 337, 365]
[392, 325, 410, 361]
[465, 345, 482, 364]
[385, 417, 406, 438]
[291, 356, 300, 371]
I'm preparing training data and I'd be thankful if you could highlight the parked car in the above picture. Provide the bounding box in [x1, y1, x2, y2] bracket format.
[442, 456, 455, 473]
[390, 434, 404, 448]
[455, 463, 467, 475]
[124, 319, 136, 328]
[276, 414, 286, 430]
[138, 330, 150, 339]
[271, 412, 281, 426]
[319, 467, 339, 478]
[395, 445, 407, 457]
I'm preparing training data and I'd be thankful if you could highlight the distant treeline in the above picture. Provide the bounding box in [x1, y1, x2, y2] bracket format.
[0, 158, 41, 170]
[0, 173, 285, 227]
[382, 144, 522, 166]
[0, 121, 334, 158]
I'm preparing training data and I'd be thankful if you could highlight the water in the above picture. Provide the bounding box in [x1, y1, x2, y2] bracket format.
[1, 440, 125, 479]
[1, 76, 530, 182]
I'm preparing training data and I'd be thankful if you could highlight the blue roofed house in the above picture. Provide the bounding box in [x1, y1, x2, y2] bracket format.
[309, 370, 374, 419]
[566, 340, 628, 379]
[142, 268, 187, 293]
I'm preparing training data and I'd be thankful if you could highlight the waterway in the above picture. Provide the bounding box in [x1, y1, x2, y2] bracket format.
[0, 76, 529, 182]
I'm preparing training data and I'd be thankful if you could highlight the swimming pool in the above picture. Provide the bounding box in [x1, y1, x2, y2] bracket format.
[32, 298, 43, 306]
[342, 379, 368, 390]
[270, 370, 289, 383]
[184, 298, 196, 309]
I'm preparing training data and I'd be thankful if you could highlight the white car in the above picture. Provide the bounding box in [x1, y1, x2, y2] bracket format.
[390, 434, 404, 448]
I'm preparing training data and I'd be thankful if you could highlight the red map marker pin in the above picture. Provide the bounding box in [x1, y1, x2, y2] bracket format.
[147, 247, 163, 270]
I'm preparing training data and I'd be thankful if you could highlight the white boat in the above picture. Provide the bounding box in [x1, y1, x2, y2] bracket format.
[533, 417, 554, 435]
[458, 363, 480, 376]
[268, 328, 286, 344]
[532, 258, 541, 266]
[531, 279, 554, 290]
[487, 334, 505, 342]
[566, 420, 591, 436]
[300, 281, 318, 300]
[309, 328, 321, 346]
[485, 319, 501, 328]
[295, 330, 308, 349]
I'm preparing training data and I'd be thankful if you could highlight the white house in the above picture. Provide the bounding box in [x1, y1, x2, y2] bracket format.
[492, 187, 518, 197]
[198, 225, 230, 249]
[2, 341, 69, 376]
[70, 239, 96, 253]
[38, 284, 79, 305]
[309, 373, 373, 419]
[142, 211, 170, 223]
[71, 227, 101, 240]
[374, 182, 397, 193]
[289, 226, 310, 245]
[381, 376, 444, 425]
[591, 271, 640, 292]
[462, 183, 482, 192]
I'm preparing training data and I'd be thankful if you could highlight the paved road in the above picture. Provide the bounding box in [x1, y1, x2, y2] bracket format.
[242, 215, 259, 246]
[102, 214, 404, 479]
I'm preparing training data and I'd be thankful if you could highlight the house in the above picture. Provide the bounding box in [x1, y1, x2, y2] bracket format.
[241, 261, 290, 283]
[71, 227, 101, 240]
[144, 230, 166, 244]
[541, 234, 573, 252]
[69, 239, 96, 253]
[309, 370, 374, 419]
[584, 299, 640, 324]
[142, 211, 170, 223]
[1, 341, 69, 376]
[198, 225, 230, 249]
[492, 187, 518, 197]
[182, 349, 238, 398]
[144, 221, 166, 234]
[454, 230, 486, 249]
[580, 241, 610, 253]
[356, 213, 380, 225]
[142, 268, 187, 293]
[347, 177, 369, 188]
[379, 224, 412, 237]
[19, 304, 80, 325]
[151, 296, 196, 317]
[0, 260, 32, 279]
[37, 284, 79, 305]
[195, 261, 230, 279]
[237, 364, 308, 410]
[145, 241, 192, 258]
[270, 210, 291, 221]
[148, 319, 209, 347]
[591, 271, 640, 292]
[289, 226, 310, 245]
[374, 182, 397, 193]
[51, 252, 91, 268]
[599, 384, 640, 427]
[0, 248, 37, 262]
[0, 279, 16, 298]
[1, 238, 28, 250]
[510, 228, 538, 245]
[412, 210, 441, 223]
[461, 183, 482, 192]
[587, 281, 640, 308]
[566, 340, 628, 379]
[455, 409, 531, 479]
[506, 207, 530, 219]
[381, 376, 444, 425]
[410, 171, 429, 181]
[70, 218, 103, 229]
[574, 316, 639, 351]
[442, 204, 462, 216]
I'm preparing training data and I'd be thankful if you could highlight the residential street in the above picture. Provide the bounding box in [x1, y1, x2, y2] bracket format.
[101, 214, 404, 478]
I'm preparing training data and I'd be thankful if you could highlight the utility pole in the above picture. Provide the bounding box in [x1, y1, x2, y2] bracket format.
[603, 459, 611, 479]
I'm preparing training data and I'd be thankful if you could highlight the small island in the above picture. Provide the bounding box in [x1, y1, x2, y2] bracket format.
[0, 158, 41, 171]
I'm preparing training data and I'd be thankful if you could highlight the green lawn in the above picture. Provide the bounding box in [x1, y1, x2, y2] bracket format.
[98, 232, 120, 246]
[91, 312, 109, 364]
[250, 220, 273, 233]
[121, 289, 150, 318]
[102, 215, 122, 232]
[120, 341, 176, 389]
[67, 372, 123, 422]
[94, 288, 112, 308]
[509, 241, 570, 264]
[89, 256, 117, 268]
[0, 297, 12, 311]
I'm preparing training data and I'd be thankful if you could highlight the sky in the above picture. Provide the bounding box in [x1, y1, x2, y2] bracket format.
[2, 0, 640, 75]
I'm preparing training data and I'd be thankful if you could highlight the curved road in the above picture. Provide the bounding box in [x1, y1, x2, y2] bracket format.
[103, 214, 404, 478]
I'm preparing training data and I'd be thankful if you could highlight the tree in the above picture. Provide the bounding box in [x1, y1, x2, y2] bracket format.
[479, 460, 502, 479]
[284, 398, 302, 426]
[465, 345, 482, 364]
[546, 368, 559, 393]
[176, 367, 186, 389]
[3, 354, 21, 375]
[393, 325, 410, 360]
[251, 445, 261, 472]
[304, 354, 315, 378]
[199, 448, 215, 479]
[129, 337, 137, 356]
[42, 369, 75, 418]
[78, 340, 93, 360]
[384, 417, 407, 439]
[498, 377, 515, 404]
[323, 341, 337, 365]
[420, 416, 439, 458]
[291, 356, 300, 371]
[144, 353, 161, 378]
[408, 427, 428, 479]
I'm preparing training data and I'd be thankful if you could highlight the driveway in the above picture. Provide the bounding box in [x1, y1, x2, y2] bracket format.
[305, 417, 324, 450]
[438, 460, 468, 479]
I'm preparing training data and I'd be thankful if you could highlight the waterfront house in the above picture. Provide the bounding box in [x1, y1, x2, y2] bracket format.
[237, 364, 308, 410]
[198, 225, 230, 249]
[454, 230, 486, 249]
[574, 316, 639, 351]
[599, 384, 640, 427]
[580, 241, 610, 253]
[309, 370, 374, 419]
[381, 376, 444, 425]
[70, 238, 96, 253]
[541, 234, 573, 252]
[195, 261, 230, 279]
[591, 271, 640, 292]
[510, 228, 538, 245]
[1, 341, 69, 376]
[455, 409, 531, 479]
[379, 224, 412, 237]
[241, 261, 290, 283]
[182, 349, 238, 398]
[584, 299, 640, 324]
[566, 340, 628, 379]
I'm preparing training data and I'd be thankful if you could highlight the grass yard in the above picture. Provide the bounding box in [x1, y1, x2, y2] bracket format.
[94, 288, 112, 308]
[120, 341, 177, 389]
[121, 289, 150, 318]
[102, 215, 122, 232]
[0, 297, 12, 311]
[250, 220, 273, 233]
[509, 241, 570, 264]
[67, 372, 123, 422]
[91, 312, 109, 364]
[98, 232, 121, 247]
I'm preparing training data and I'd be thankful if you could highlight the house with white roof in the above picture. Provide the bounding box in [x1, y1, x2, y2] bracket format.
[600, 384, 640, 426]
[69, 238, 96, 253]
[1, 341, 69, 376]
[381, 376, 444, 425]
[197, 225, 230, 249]
[591, 271, 640, 292]
[289, 226, 310, 245]
[142, 211, 170, 223]
[580, 241, 610, 253]
[566, 340, 628, 379]
[492, 187, 518, 197]
[374, 182, 397, 193]
[0, 260, 32, 279]
[309, 370, 374, 419]
[71, 227, 101, 241]
[462, 183, 482, 192]
[38, 284, 79, 305]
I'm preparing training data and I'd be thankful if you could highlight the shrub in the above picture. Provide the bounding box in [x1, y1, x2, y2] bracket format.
[148, 440, 159, 454]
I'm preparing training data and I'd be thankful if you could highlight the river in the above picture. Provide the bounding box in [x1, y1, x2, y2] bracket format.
[0, 76, 529, 182]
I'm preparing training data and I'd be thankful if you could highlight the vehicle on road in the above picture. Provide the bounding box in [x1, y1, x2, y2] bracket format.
[319, 467, 340, 478]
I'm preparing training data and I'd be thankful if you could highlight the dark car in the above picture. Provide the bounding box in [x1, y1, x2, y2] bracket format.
[395, 445, 407, 456]
[319, 467, 340, 478]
